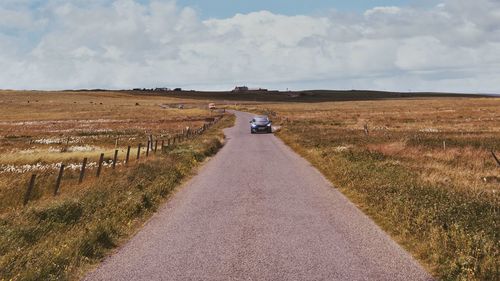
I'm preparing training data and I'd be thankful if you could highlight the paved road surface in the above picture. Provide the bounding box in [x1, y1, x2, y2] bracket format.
[86, 111, 432, 281]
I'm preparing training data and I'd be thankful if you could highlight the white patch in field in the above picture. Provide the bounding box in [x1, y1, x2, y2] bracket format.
[48, 147, 61, 153]
[66, 145, 99, 152]
[19, 149, 36, 154]
[334, 145, 351, 152]
[0, 161, 123, 174]
[33, 138, 64, 144]
[419, 128, 440, 133]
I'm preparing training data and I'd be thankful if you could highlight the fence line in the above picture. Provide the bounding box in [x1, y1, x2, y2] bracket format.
[21, 116, 223, 206]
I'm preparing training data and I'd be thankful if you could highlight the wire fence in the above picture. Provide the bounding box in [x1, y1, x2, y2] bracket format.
[21, 116, 223, 206]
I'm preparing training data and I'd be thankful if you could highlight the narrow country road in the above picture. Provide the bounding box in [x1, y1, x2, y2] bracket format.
[85, 111, 432, 281]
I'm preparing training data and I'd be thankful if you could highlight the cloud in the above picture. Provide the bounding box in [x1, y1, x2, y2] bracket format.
[0, 0, 499, 93]
[364, 6, 401, 17]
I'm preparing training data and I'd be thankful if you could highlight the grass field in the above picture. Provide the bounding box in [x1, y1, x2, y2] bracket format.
[1, 90, 498, 280]
[0, 90, 224, 208]
[0, 90, 234, 280]
[0, 90, 219, 165]
[242, 97, 499, 280]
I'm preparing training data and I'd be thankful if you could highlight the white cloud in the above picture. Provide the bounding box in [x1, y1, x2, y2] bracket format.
[0, 0, 499, 93]
[364, 6, 401, 17]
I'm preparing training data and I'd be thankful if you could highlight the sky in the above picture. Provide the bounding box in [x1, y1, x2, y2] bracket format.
[173, 0, 417, 19]
[0, 0, 499, 93]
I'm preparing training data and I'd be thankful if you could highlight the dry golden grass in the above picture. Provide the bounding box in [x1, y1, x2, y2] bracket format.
[0, 90, 208, 121]
[0, 98, 234, 280]
[0, 90, 228, 211]
[261, 98, 500, 193]
[0, 90, 220, 168]
[247, 97, 499, 281]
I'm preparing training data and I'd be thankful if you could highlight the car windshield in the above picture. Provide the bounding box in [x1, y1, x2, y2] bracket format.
[254, 117, 269, 122]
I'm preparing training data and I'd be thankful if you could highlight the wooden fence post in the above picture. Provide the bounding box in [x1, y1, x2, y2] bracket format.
[126, 146, 131, 165]
[23, 174, 37, 205]
[113, 150, 118, 169]
[146, 140, 150, 157]
[54, 164, 65, 195]
[137, 143, 142, 160]
[79, 157, 87, 183]
[96, 153, 104, 177]
[155, 140, 158, 153]
[492, 150, 500, 167]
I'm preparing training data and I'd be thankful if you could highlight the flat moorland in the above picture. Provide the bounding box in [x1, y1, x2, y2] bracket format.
[0, 90, 234, 280]
[0, 90, 221, 209]
[245, 97, 499, 280]
[0, 90, 218, 165]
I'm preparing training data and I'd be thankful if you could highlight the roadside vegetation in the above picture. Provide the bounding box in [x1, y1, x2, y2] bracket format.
[244, 98, 499, 281]
[0, 90, 234, 280]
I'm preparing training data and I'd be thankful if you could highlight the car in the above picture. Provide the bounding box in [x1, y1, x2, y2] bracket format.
[250, 116, 272, 134]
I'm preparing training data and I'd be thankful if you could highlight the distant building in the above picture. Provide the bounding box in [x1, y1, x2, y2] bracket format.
[154, 87, 170, 91]
[232, 86, 249, 93]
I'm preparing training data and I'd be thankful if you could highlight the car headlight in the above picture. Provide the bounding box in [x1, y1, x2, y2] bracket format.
[251, 124, 257, 127]
[267, 123, 272, 126]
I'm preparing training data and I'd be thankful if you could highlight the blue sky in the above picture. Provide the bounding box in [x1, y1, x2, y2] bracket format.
[172, 0, 418, 19]
[0, 0, 499, 92]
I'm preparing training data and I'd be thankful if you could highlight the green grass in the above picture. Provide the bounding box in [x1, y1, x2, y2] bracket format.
[0, 115, 235, 280]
